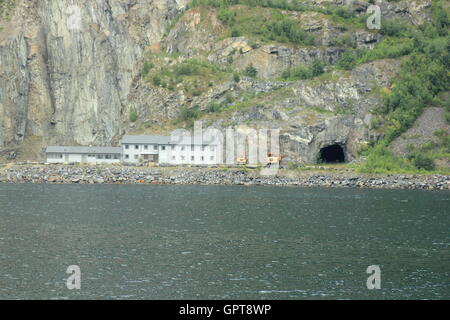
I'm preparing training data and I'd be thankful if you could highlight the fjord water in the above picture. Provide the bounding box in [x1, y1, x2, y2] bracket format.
[0, 184, 448, 300]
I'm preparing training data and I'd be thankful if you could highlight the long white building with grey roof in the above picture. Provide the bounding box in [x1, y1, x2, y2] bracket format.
[45, 146, 122, 164]
[122, 135, 222, 165]
[45, 134, 223, 165]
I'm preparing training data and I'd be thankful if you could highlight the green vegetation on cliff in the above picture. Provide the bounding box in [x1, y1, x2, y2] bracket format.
[143, 0, 449, 173]
[360, 0, 450, 173]
[189, 0, 365, 24]
[142, 55, 233, 97]
[216, 6, 315, 45]
[188, 0, 369, 45]
[0, 0, 16, 20]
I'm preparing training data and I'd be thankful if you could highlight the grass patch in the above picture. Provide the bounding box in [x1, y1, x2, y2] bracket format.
[215, 5, 315, 46]
[359, 128, 450, 174]
[189, 0, 367, 29]
[129, 108, 138, 122]
[358, 144, 418, 174]
[142, 55, 233, 97]
[0, 0, 16, 20]
[280, 59, 325, 81]
[406, 128, 450, 168]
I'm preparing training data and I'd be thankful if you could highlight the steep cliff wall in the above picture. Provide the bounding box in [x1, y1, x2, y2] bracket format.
[0, 0, 188, 157]
[0, 0, 435, 163]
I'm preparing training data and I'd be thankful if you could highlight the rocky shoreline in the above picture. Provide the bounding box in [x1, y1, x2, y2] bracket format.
[0, 164, 449, 190]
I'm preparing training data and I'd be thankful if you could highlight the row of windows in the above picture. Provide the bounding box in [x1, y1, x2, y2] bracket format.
[47, 154, 119, 160]
[47, 153, 63, 159]
[124, 154, 215, 161]
[89, 154, 120, 159]
[48, 153, 215, 162]
[125, 144, 215, 152]
[180, 146, 215, 152]
[125, 145, 160, 151]
[175, 156, 215, 161]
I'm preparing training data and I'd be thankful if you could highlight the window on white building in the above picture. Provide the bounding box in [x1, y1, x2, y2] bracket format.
[125, 154, 129, 159]
[210, 156, 214, 161]
[210, 146, 215, 152]
[144, 145, 148, 150]
[191, 156, 195, 161]
[161, 146, 166, 151]
[181, 146, 185, 151]
[153, 145, 158, 150]
[181, 156, 185, 161]
[191, 145, 194, 151]
[202, 146, 206, 152]
[172, 156, 176, 160]
[201, 156, 204, 161]
[171, 146, 175, 150]
[134, 155, 138, 159]
[135, 145, 139, 150]
[125, 145, 129, 149]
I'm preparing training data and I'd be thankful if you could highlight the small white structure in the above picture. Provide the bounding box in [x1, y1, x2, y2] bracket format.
[122, 135, 222, 165]
[45, 146, 122, 164]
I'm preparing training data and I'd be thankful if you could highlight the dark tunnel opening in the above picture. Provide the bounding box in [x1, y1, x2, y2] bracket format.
[319, 144, 346, 163]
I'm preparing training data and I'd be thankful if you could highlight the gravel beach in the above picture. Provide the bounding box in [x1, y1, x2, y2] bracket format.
[1, 164, 449, 190]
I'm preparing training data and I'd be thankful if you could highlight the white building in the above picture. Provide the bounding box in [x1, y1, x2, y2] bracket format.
[121, 136, 171, 164]
[45, 146, 122, 164]
[122, 135, 222, 165]
[45, 134, 223, 166]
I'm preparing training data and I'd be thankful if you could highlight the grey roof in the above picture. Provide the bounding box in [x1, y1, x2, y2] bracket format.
[122, 135, 171, 145]
[169, 136, 220, 145]
[122, 135, 221, 145]
[46, 146, 122, 154]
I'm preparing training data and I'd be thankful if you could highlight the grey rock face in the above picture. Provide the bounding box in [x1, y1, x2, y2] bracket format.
[209, 40, 344, 79]
[298, 0, 432, 25]
[220, 59, 400, 163]
[0, 32, 30, 146]
[0, 0, 432, 164]
[0, 0, 189, 151]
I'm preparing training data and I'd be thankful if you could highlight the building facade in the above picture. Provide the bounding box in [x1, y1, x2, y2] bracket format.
[45, 135, 223, 165]
[122, 135, 222, 165]
[122, 136, 171, 164]
[45, 146, 122, 164]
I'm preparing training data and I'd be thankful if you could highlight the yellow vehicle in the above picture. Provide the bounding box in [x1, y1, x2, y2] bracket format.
[236, 153, 282, 166]
[236, 156, 248, 165]
[266, 153, 282, 165]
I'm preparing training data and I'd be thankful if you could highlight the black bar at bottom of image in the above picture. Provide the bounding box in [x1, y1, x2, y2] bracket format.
[0, 300, 445, 318]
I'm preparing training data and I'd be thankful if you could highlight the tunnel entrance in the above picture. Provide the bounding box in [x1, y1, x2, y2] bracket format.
[319, 144, 345, 163]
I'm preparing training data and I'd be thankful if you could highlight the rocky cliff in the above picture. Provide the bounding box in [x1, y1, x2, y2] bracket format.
[0, 0, 436, 163]
[0, 0, 189, 158]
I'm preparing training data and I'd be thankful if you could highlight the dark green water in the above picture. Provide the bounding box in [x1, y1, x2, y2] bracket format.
[0, 184, 448, 299]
